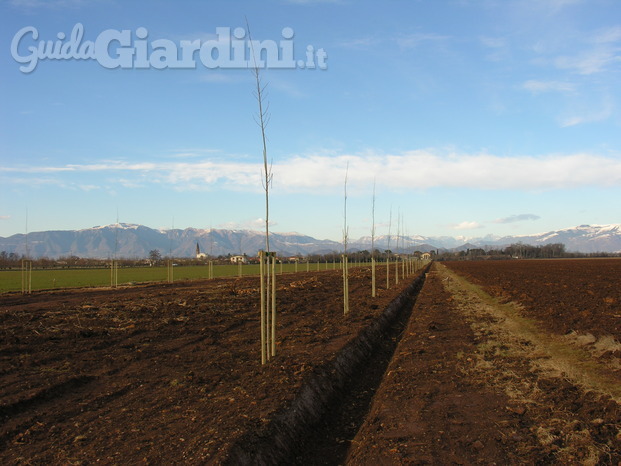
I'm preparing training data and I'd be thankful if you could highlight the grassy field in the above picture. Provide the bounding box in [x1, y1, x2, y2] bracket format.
[0, 261, 345, 293]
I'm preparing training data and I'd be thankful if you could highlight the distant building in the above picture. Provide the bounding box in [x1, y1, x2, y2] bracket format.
[421, 252, 431, 260]
[230, 255, 247, 264]
[195, 242, 207, 259]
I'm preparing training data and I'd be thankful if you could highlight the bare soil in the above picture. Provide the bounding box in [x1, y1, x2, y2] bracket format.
[1, 266, 413, 464]
[444, 258, 621, 340]
[3, 258, 621, 464]
[348, 261, 621, 464]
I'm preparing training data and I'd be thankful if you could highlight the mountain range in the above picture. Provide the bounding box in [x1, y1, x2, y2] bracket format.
[1, 223, 620, 259]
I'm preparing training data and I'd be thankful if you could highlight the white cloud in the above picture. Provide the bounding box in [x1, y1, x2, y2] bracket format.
[116, 179, 144, 189]
[592, 26, 621, 44]
[551, 26, 621, 75]
[494, 214, 541, 224]
[0, 216, 10, 220]
[3, 149, 621, 192]
[559, 99, 614, 127]
[77, 184, 100, 192]
[522, 80, 575, 93]
[554, 49, 621, 75]
[480, 36, 510, 61]
[451, 221, 483, 230]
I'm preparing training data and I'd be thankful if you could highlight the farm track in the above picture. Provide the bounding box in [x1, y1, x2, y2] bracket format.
[347, 262, 621, 464]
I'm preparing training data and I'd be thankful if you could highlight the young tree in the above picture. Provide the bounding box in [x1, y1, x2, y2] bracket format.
[371, 179, 376, 298]
[248, 18, 276, 364]
[386, 206, 392, 289]
[343, 162, 350, 315]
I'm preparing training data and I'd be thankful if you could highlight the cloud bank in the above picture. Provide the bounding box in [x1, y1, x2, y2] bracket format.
[2, 149, 620, 193]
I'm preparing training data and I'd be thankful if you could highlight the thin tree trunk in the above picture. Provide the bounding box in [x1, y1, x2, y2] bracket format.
[371, 179, 376, 298]
[343, 162, 349, 315]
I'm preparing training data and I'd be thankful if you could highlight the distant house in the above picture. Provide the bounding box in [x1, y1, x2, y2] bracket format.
[195, 242, 207, 259]
[230, 255, 247, 264]
[421, 252, 431, 260]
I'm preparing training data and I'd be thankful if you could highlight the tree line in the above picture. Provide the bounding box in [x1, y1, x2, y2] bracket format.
[437, 243, 620, 260]
[2, 244, 618, 269]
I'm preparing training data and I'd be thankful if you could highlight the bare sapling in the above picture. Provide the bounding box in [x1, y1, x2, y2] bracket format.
[166, 218, 173, 284]
[395, 210, 400, 285]
[371, 179, 376, 298]
[22, 213, 32, 294]
[21, 259, 32, 294]
[208, 226, 214, 279]
[271, 251, 276, 356]
[386, 206, 392, 289]
[259, 250, 266, 364]
[343, 162, 350, 315]
[402, 222, 407, 278]
[166, 259, 172, 284]
[248, 18, 276, 364]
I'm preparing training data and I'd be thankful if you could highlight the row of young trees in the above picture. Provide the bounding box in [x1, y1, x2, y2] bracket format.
[0, 252, 258, 269]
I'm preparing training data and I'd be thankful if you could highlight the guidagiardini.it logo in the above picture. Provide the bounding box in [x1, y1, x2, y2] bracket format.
[10, 23, 328, 73]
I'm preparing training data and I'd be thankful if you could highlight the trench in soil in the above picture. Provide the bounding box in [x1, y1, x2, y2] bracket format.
[225, 265, 430, 465]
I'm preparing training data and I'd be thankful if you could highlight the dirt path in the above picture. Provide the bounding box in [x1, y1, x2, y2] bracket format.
[346, 263, 621, 464]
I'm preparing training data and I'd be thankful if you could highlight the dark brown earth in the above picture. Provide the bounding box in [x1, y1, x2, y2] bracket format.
[347, 266, 540, 464]
[1, 265, 417, 464]
[445, 258, 621, 340]
[347, 261, 620, 464]
[2, 259, 621, 464]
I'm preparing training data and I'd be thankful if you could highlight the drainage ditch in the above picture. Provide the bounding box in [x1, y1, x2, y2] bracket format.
[225, 264, 430, 465]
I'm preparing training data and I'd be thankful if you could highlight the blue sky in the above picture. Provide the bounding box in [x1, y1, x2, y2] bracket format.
[1, 0, 620, 242]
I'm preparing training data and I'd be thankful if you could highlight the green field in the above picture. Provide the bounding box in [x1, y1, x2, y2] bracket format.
[0, 261, 344, 293]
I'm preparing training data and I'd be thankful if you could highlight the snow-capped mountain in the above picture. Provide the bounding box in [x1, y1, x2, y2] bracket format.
[489, 224, 621, 253]
[0, 223, 619, 258]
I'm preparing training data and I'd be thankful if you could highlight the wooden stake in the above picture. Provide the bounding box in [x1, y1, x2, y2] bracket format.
[270, 252, 276, 357]
[260, 250, 266, 364]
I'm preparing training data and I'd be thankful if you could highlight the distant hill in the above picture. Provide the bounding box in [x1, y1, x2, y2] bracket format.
[0, 223, 619, 259]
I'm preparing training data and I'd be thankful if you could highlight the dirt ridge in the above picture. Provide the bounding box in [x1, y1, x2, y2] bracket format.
[346, 262, 621, 464]
[225, 264, 430, 464]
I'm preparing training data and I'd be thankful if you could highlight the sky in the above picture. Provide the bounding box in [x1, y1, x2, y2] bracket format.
[1, 0, 620, 242]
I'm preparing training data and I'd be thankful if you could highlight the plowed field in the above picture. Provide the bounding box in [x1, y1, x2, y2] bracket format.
[0, 266, 417, 464]
[445, 258, 621, 340]
[348, 260, 621, 464]
[3, 258, 621, 464]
